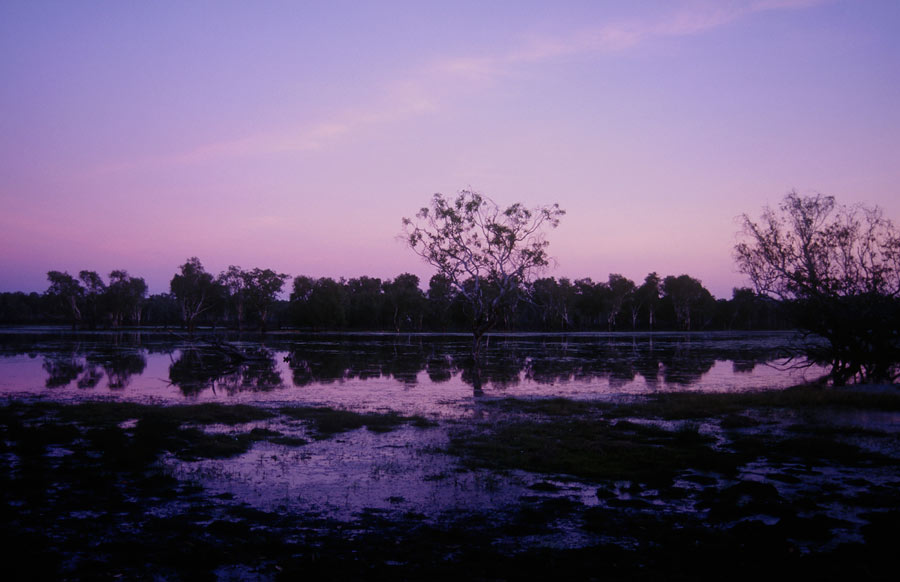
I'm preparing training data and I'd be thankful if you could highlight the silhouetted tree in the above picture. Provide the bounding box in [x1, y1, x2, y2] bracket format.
[345, 276, 384, 329]
[726, 287, 782, 330]
[636, 272, 661, 330]
[144, 293, 180, 328]
[736, 191, 900, 383]
[243, 268, 290, 332]
[106, 270, 147, 327]
[605, 274, 636, 331]
[78, 270, 106, 329]
[290, 276, 347, 329]
[0, 292, 48, 324]
[383, 273, 426, 331]
[663, 274, 711, 331]
[530, 277, 574, 330]
[573, 278, 603, 329]
[425, 274, 456, 330]
[170, 257, 219, 333]
[403, 190, 564, 356]
[46, 271, 84, 327]
[218, 265, 248, 330]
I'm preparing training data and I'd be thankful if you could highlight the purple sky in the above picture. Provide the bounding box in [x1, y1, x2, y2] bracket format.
[2, 0, 898, 299]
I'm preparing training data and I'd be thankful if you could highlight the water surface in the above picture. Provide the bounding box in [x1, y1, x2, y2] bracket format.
[0, 328, 823, 416]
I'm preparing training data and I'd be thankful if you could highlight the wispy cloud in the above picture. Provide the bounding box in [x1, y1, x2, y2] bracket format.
[435, 0, 830, 78]
[91, 75, 440, 177]
[93, 0, 828, 175]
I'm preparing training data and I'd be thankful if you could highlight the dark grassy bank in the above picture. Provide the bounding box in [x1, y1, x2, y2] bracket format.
[2, 388, 898, 580]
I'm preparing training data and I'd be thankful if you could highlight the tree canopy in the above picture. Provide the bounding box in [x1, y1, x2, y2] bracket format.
[736, 191, 900, 384]
[170, 257, 219, 333]
[403, 190, 564, 354]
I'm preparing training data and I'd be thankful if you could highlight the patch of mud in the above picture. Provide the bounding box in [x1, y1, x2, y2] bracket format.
[167, 425, 544, 522]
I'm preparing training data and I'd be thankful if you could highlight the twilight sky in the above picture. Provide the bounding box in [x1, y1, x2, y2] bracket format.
[2, 0, 898, 299]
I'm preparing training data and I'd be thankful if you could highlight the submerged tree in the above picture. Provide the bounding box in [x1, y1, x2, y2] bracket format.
[403, 189, 564, 356]
[736, 191, 900, 384]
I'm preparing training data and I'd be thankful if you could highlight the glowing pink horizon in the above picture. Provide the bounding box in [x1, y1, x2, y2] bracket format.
[2, 0, 898, 300]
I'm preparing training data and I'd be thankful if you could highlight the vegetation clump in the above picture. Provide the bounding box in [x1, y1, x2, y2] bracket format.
[737, 191, 900, 384]
[2, 390, 899, 580]
[458, 388, 900, 485]
[450, 413, 732, 485]
[279, 405, 435, 437]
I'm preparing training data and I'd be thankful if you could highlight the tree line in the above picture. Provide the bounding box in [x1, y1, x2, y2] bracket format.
[289, 271, 786, 332]
[0, 259, 786, 332]
[2, 188, 895, 384]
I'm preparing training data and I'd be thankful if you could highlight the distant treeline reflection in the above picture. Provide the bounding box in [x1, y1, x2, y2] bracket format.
[6, 333, 790, 396]
[41, 347, 147, 391]
[284, 336, 777, 390]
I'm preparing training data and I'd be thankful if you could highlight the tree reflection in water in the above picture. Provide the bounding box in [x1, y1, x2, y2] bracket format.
[168, 346, 282, 396]
[425, 354, 453, 383]
[96, 351, 146, 389]
[76, 364, 104, 389]
[42, 353, 84, 388]
[13, 331, 811, 398]
[284, 334, 781, 394]
[43, 348, 147, 390]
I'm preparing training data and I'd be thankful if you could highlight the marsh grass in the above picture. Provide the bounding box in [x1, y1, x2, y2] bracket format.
[56, 401, 275, 426]
[490, 385, 900, 420]
[602, 385, 900, 419]
[279, 405, 435, 437]
[488, 396, 610, 416]
[450, 415, 736, 485]
[2, 386, 899, 580]
[456, 386, 899, 485]
[2, 400, 430, 462]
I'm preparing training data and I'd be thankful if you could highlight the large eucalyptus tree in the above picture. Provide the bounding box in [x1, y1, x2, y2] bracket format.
[403, 189, 564, 356]
[736, 191, 900, 384]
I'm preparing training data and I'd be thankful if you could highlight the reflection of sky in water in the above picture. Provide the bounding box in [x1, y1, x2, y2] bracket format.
[165, 427, 591, 522]
[3, 329, 893, 546]
[0, 330, 826, 416]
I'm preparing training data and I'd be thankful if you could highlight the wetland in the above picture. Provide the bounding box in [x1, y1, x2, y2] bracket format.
[1, 328, 898, 580]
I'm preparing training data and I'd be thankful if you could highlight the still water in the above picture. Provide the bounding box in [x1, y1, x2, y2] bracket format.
[0, 328, 823, 415]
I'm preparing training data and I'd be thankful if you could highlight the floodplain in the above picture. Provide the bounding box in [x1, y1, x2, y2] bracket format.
[1, 328, 897, 580]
